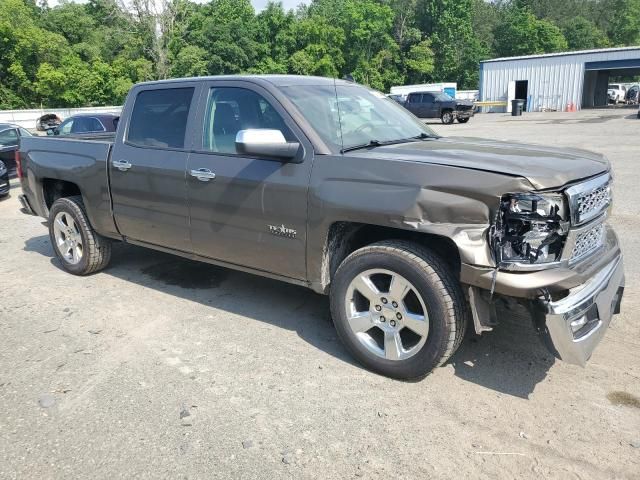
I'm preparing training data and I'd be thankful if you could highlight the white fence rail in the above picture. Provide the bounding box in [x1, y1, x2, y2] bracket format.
[0, 106, 122, 130]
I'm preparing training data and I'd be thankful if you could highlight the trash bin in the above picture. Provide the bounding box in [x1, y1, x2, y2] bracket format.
[511, 99, 525, 116]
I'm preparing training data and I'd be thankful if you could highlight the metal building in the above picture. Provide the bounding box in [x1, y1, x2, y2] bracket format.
[479, 46, 640, 112]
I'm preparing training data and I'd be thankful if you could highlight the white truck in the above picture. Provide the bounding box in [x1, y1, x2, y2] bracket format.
[608, 84, 627, 104]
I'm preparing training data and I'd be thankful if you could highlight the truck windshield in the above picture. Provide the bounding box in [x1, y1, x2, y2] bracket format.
[435, 93, 454, 101]
[280, 84, 437, 152]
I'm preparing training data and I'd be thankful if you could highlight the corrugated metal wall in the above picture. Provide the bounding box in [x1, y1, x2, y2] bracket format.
[480, 48, 640, 112]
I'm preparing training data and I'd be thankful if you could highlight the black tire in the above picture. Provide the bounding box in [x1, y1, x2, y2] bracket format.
[441, 110, 454, 124]
[330, 240, 468, 380]
[457, 117, 470, 124]
[48, 196, 112, 275]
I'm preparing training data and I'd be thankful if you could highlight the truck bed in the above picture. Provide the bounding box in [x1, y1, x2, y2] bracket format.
[19, 135, 116, 236]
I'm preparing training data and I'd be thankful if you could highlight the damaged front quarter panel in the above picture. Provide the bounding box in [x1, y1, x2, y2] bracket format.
[306, 154, 537, 293]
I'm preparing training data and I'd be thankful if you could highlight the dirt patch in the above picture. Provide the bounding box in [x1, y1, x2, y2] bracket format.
[141, 259, 228, 289]
[607, 391, 640, 408]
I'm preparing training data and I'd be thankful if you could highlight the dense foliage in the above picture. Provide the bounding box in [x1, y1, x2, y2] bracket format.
[1, 0, 639, 108]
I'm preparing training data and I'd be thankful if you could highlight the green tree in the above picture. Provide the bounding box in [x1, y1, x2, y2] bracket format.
[417, 0, 488, 89]
[493, 7, 568, 57]
[598, 0, 640, 45]
[405, 39, 435, 83]
[561, 17, 609, 50]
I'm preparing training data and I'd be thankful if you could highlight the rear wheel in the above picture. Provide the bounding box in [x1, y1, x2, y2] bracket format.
[441, 110, 454, 124]
[330, 240, 467, 380]
[457, 117, 470, 124]
[48, 196, 111, 275]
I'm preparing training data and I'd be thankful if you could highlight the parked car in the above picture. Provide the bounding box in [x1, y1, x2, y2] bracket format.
[0, 160, 8, 197]
[0, 123, 32, 177]
[625, 84, 639, 104]
[608, 84, 627, 104]
[18, 75, 623, 380]
[49, 113, 119, 136]
[403, 91, 474, 124]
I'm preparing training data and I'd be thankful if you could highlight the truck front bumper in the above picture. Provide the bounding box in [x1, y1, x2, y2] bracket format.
[532, 254, 624, 366]
[461, 224, 624, 366]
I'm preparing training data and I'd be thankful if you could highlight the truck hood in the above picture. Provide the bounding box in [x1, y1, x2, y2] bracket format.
[354, 137, 609, 190]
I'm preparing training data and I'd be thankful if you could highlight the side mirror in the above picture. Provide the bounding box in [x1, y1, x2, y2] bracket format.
[235, 129, 300, 161]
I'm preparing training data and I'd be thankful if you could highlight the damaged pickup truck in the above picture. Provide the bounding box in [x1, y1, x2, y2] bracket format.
[17, 76, 624, 379]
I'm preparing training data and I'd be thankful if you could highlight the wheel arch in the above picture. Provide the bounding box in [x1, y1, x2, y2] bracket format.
[42, 178, 82, 211]
[317, 221, 461, 294]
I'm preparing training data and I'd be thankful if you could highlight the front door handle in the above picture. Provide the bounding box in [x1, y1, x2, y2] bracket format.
[112, 159, 132, 172]
[190, 168, 216, 182]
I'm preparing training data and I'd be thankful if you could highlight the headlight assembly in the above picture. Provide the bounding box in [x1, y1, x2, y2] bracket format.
[0, 161, 6, 176]
[492, 193, 570, 269]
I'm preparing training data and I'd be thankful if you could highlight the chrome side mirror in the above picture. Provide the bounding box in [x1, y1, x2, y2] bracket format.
[235, 129, 300, 160]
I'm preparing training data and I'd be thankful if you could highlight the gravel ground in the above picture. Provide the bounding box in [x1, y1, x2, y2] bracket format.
[1, 108, 639, 479]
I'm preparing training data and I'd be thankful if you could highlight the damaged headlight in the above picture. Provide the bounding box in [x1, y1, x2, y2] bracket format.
[492, 193, 569, 268]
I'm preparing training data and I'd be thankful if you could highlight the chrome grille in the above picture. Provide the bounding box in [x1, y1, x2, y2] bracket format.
[566, 174, 611, 226]
[570, 224, 604, 264]
[576, 184, 610, 221]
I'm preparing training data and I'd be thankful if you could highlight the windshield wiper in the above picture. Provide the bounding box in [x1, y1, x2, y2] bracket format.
[411, 132, 433, 140]
[341, 132, 436, 154]
[341, 135, 431, 153]
[341, 140, 383, 153]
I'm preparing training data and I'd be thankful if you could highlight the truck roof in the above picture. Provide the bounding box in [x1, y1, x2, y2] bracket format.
[134, 75, 354, 89]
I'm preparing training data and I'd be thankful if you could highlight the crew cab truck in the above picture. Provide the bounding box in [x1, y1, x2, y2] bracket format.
[403, 91, 474, 124]
[17, 76, 624, 379]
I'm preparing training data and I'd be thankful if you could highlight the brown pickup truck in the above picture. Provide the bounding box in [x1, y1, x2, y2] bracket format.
[17, 75, 624, 379]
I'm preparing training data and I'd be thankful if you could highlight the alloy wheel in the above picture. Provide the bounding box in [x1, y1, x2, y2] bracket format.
[53, 212, 84, 264]
[344, 269, 429, 361]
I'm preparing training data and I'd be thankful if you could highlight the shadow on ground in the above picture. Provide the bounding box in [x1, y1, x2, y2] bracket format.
[24, 235, 553, 397]
[449, 302, 555, 398]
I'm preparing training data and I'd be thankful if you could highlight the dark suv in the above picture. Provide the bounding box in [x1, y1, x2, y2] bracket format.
[50, 114, 119, 136]
[403, 91, 474, 124]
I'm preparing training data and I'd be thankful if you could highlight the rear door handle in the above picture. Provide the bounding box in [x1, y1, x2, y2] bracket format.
[190, 168, 216, 182]
[112, 159, 132, 172]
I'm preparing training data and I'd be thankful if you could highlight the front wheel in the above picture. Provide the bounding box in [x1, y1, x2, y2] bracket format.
[441, 110, 454, 124]
[48, 196, 112, 275]
[330, 240, 467, 380]
[457, 117, 470, 124]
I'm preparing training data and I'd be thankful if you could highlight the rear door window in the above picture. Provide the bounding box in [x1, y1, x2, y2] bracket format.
[59, 119, 73, 135]
[0, 128, 18, 146]
[127, 88, 195, 149]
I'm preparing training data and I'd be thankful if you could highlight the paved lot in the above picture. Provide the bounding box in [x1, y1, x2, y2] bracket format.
[1, 109, 639, 479]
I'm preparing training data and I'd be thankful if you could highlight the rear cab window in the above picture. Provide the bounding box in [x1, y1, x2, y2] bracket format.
[127, 88, 195, 149]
